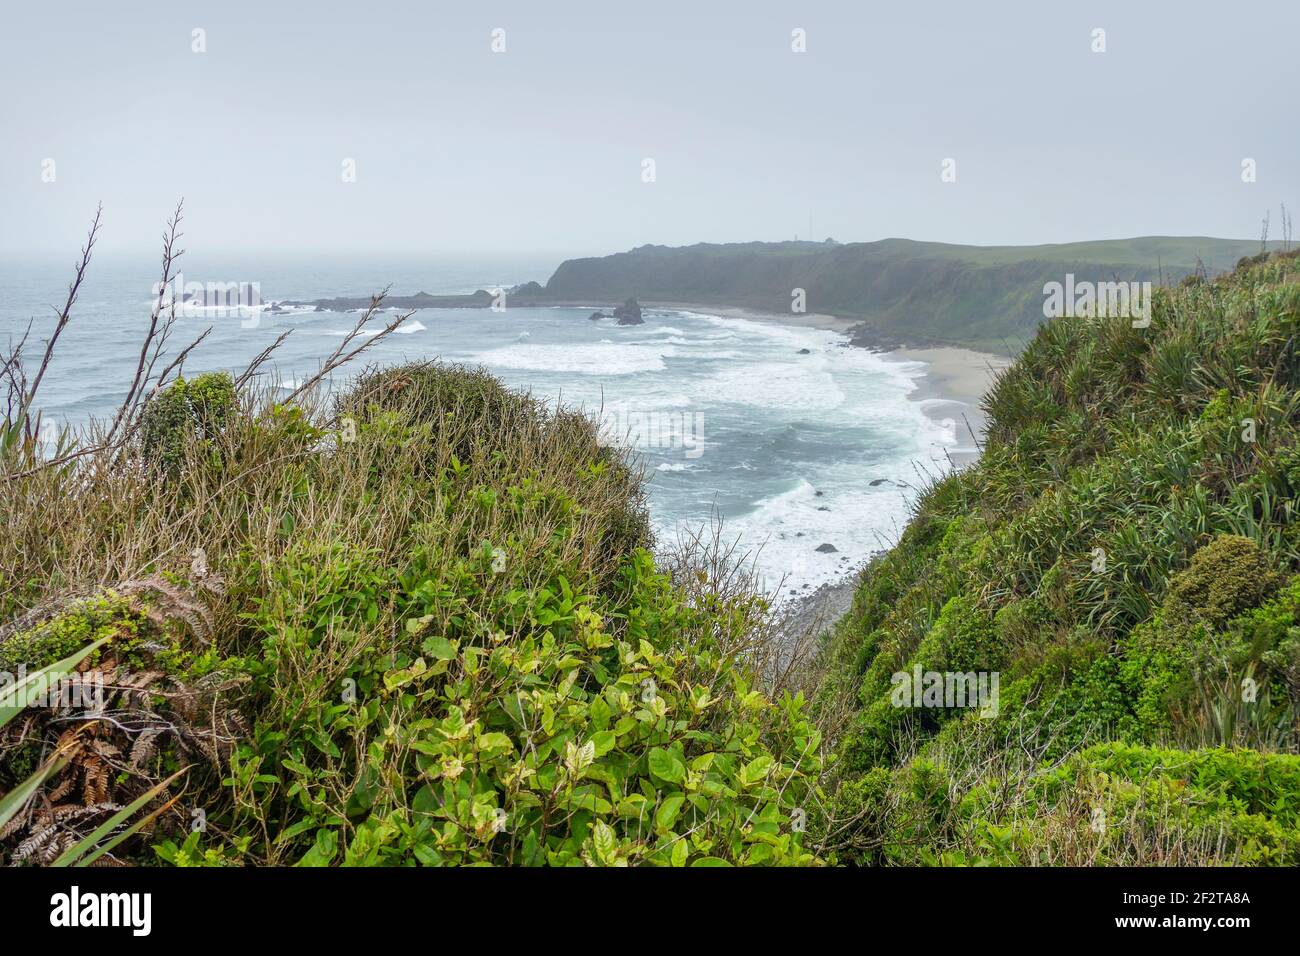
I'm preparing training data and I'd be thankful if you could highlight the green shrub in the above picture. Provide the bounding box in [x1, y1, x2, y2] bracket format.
[0, 592, 140, 672]
[1164, 534, 1281, 629]
[139, 371, 237, 472]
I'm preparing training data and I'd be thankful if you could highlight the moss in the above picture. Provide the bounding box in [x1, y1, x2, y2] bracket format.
[0, 592, 145, 671]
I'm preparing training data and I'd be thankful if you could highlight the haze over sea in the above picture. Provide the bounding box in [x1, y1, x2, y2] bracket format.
[0, 254, 964, 600]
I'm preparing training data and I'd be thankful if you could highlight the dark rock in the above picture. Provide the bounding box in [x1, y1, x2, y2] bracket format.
[797, 348, 811, 354]
[814, 490, 824, 497]
[869, 478, 888, 487]
[613, 298, 644, 325]
[589, 311, 611, 321]
[815, 543, 838, 554]
[817, 506, 830, 512]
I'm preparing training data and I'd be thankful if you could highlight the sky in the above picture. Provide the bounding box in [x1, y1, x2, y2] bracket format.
[1, 0, 1297, 261]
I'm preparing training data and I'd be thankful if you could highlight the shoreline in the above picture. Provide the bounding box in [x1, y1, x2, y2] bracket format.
[291, 293, 1008, 640]
[644, 300, 1011, 464]
[890, 346, 1012, 469]
[638, 302, 1010, 643]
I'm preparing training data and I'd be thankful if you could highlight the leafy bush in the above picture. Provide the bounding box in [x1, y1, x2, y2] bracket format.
[1, 360, 823, 866]
[1163, 534, 1281, 629]
[139, 371, 236, 472]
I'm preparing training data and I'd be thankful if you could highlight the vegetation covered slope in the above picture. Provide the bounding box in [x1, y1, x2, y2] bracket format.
[543, 237, 1274, 352]
[0, 364, 821, 866]
[814, 250, 1300, 865]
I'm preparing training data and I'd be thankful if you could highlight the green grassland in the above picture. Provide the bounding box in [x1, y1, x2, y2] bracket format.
[543, 236, 1277, 352]
[813, 250, 1300, 864]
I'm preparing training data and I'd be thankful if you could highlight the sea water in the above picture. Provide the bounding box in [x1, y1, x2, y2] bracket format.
[0, 254, 962, 601]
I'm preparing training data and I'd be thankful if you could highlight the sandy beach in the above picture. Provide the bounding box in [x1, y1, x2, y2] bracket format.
[891, 346, 1012, 468]
[643, 301, 1010, 461]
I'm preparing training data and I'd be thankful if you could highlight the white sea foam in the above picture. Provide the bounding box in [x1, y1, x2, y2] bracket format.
[689, 467, 918, 602]
[469, 342, 674, 375]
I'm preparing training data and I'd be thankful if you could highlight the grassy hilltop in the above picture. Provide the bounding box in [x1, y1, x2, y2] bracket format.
[0, 361, 824, 866]
[813, 249, 1300, 864]
[543, 236, 1274, 353]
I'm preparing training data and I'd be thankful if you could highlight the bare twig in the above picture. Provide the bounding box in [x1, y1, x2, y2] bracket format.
[23, 205, 103, 426]
[284, 291, 412, 404]
[234, 329, 294, 390]
[148, 326, 213, 399]
[107, 200, 186, 445]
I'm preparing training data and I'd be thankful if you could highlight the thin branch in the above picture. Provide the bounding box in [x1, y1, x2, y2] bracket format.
[284, 291, 412, 404]
[233, 329, 294, 391]
[148, 326, 213, 399]
[23, 205, 103, 421]
[107, 199, 185, 445]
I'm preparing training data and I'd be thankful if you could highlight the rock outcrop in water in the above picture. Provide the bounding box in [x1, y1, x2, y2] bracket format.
[613, 298, 644, 325]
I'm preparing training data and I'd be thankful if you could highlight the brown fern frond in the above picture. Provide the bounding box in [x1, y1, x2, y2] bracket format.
[40, 802, 120, 825]
[45, 774, 74, 803]
[11, 825, 72, 866]
[0, 811, 29, 842]
[82, 756, 110, 805]
[120, 575, 217, 645]
[129, 728, 164, 769]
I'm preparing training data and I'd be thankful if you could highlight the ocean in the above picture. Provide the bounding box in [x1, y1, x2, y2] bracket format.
[0, 253, 962, 602]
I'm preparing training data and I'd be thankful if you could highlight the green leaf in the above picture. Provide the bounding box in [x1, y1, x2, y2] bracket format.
[648, 747, 685, 784]
[690, 856, 733, 867]
[591, 820, 618, 865]
[476, 732, 514, 754]
[295, 829, 339, 867]
[590, 730, 616, 757]
[422, 635, 456, 660]
[670, 838, 689, 867]
[740, 755, 773, 787]
[656, 793, 685, 831]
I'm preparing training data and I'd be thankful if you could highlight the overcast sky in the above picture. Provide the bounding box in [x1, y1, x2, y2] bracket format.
[2, 0, 1297, 260]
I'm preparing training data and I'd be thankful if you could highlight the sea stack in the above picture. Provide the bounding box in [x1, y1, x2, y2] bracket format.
[613, 298, 644, 325]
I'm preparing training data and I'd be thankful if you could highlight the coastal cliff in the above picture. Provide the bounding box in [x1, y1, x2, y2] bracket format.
[292, 236, 1277, 354]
